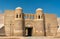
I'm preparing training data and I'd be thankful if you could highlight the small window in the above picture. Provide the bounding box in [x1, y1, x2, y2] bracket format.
[38, 15, 40, 19]
[16, 14, 18, 18]
[57, 26, 59, 28]
[19, 14, 21, 18]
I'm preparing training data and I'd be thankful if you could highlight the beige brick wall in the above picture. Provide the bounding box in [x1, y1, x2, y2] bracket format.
[4, 8, 58, 37]
[45, 14, 58, 36]
[4, 10, 15, 36]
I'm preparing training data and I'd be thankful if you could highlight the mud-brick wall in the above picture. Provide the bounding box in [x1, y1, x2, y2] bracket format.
[45, 14, 58, 36]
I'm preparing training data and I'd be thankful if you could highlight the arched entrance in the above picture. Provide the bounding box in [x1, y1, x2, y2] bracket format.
[25, 27, 33, 36]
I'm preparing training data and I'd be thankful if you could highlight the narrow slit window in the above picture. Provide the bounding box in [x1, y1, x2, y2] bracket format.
[38, 15, 40, 19]
[19, 14, 21, 18]
[16, 14, 18, 18]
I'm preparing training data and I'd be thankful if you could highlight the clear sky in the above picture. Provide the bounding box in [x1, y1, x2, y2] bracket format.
[1, 0, 60, 17]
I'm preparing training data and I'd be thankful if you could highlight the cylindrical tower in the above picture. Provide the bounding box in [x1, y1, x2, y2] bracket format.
[34, 8, 45, 36]
[36, 8, 43, 19]
[14, 7, 24, 36]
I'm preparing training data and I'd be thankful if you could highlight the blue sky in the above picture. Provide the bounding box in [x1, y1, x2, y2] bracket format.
[1, 0, 60, 17]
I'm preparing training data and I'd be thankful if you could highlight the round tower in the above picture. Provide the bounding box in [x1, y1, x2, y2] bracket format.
[34, 8, 45, 36]
[36, 8, 44, 19]
[14, 7, 24, 36]
[36, 8, 43, 13]
[15, 7, 23, 19]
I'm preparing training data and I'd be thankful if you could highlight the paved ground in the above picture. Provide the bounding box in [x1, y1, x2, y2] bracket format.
[0, 36, 60, 39]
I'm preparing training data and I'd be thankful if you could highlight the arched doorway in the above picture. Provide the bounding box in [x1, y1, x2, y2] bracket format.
[25, 27, 33, 36]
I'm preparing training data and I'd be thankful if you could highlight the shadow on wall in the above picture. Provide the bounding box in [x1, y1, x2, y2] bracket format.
[0, 26, 6, 36]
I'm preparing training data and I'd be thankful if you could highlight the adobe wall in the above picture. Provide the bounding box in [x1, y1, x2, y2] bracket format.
[45, 14, 58, 36]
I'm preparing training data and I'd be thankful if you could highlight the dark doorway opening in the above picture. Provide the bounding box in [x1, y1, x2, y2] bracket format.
[25, 27, 33, 36]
